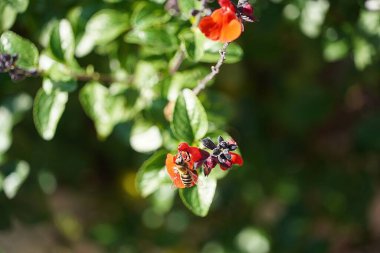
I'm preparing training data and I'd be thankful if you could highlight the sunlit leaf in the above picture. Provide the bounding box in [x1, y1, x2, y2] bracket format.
[0, 3, 17, 31]
[179, 175, 217, 217]
[179, 28, 205, 62]
[172, 89, 208, 143]
[2, 160, 30, 199]
[353, 37, 374, 70]
[125, 28, 178, 53]
[4, 0, 29, 13]
[131, 1, 170, 29]
[235, 227, 270, 253]
[136, 150, 169, 197]
[323, 39, 349, 62]
[151, 184, 176, 214]
[79, 82, 135, 138]
[33, 88, 68, 140]
[0, 107, 12, 154]
[133, 61, 160, 88]
[0, 31, 39, 70]
[300, 0, 329, 38]
[76, 9, 129, 57]
[130, 121, 163, 153]
[49, 19, 75, 62]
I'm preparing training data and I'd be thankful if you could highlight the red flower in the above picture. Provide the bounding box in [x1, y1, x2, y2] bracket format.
[198, 0, 242, 43]
[177, 142, 209, 167]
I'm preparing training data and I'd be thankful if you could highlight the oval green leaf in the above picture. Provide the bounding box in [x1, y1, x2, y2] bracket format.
[136, 150, 169, 197]
[125, 28, 178, 53]
[0, 31, 39, 70]
[5, 0, 29, 13]
[2, 160, 30, 199]
[33, 88, 68, 140]
[171, 89, 208, 143]
[130, 2, 170, 29]
[179, 29, 205, 62]
[179, 175, 217, 217]
[49, 19, 75, 62]
[76, 9, 129, 57]
[0, 3, 17, 31]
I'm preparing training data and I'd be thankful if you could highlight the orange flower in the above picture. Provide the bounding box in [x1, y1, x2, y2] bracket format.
[198, 0, 242, 43]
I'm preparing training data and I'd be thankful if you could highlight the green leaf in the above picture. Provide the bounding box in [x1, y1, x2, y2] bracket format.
[131, 2, 170, 29]
[179, 175, 217, 217]
[43, 78, 77, 93]
[125, 28, 178, 53]
[171, 89, 208, 143]
[133, 61, 160, 88]
[179, 29, 205, 62]
[76, 9, 129, 57]
[0, 3, 17, 31]
[136, 150, 169, 197]
[0, 31, 39, 70]
[5, 0, 29, 13]
[39, 52, 79, 83]
[151, 184, 176, 214]
[201, 41, 243, 64]
[49, 19, 75, 62]
[33, 88, 68, 140]
[0, 107, 12, 154]
[2, 160, 30, 199]
[130, 121, 163, 153]
[353, 37, 374, 70]
[79, 82, 135, 138]
[323, 39, 349, 62]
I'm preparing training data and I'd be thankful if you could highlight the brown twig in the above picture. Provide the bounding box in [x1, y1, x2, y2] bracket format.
[193, 42, 229, 95]
[73, 72, 116, 84]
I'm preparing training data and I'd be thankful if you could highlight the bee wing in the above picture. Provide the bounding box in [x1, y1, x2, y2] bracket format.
[188, 169, 199, 187]
[241, 15, 256, 23]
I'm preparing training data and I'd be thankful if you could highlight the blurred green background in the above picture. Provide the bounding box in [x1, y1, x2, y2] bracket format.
[1, 0, 380, 252]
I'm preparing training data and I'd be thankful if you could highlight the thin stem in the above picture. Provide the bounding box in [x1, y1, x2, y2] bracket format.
[169, 49, 186, 74]
[193, 42, 229, 95]
[73, 72, 116, 84]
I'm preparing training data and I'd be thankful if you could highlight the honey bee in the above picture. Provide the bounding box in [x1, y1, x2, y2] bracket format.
[166, 151, 198, 188]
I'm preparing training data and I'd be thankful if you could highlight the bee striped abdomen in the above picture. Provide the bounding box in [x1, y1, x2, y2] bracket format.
[180, 173, 193, 188]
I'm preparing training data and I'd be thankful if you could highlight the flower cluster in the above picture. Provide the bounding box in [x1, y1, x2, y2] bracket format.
[0, 53, 37, 81]
[198, 0, 255, 43]
[165, 136, 243, 188]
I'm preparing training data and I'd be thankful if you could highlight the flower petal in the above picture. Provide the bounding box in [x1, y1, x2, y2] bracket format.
[166, 154, 185, 188]
[219, 13, 242, 43]
[199, 9, 224, 41]
[230, 152, 243, 166]
[218, 0, 235, 11]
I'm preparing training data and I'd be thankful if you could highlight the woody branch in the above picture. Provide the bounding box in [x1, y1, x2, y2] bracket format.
[193, 42, 230, 95]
